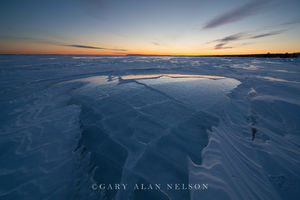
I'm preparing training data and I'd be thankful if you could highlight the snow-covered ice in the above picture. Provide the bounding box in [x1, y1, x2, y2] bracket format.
[0, 55, 299, 200]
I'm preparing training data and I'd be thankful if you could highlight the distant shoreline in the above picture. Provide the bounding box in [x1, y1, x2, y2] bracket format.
[0, 53, 299, 58]
[126, 53, 299, 58]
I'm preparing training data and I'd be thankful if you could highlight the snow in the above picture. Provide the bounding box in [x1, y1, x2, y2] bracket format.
[0, 55, 299, 200]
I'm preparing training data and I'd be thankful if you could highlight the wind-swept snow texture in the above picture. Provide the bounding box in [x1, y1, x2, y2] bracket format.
[0, 55, 299, 200]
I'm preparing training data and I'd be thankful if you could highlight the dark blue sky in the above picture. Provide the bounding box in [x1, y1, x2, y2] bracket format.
[1, 0, 299, 55]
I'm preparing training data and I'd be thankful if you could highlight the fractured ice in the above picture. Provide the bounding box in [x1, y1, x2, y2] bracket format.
[0, 55, 299, 200]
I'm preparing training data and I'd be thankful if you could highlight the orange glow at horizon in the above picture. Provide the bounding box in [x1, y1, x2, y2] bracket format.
[1, 48, 299, 56]
[1, 40, 299, 56]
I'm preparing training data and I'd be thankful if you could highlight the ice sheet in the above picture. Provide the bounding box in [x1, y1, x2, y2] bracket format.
[0, 55, 299, 200]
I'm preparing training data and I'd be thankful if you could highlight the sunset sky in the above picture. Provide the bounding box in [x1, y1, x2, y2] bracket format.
[0, 0, 300, 55]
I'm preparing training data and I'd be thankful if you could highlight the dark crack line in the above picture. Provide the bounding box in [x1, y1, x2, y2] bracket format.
[132, 80, 196, 113]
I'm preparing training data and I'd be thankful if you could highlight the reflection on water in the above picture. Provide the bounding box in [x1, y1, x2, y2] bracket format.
[64, 73, 241, 118]
[121, 74, 225, 80]
[58, 74, 240, 102]
[58, 73, 228, 87]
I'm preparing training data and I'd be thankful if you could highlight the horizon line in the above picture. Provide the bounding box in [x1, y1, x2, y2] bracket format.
[0, 52, 299, 57]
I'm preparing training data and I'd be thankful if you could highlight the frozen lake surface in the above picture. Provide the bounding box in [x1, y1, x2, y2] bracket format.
[0, 55, 299, 200]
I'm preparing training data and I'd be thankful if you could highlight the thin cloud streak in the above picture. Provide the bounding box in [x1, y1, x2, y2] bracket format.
[278, 18, 300, 26]
[0, 36, 127, 52]
[64, 44, 127, 51]
[213, 32, 247, 49]
[249, 30, 285, 39]
[152, 42, 161, 46]
[64, 44, 105, 49]
[203, 0, 271, 29]
[215, 43, 232, 50]
[212, 29, 285, 49]
[215, 32, 246, 42]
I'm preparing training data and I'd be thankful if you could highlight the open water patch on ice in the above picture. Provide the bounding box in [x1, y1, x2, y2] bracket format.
[65, 73, 240, 200]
